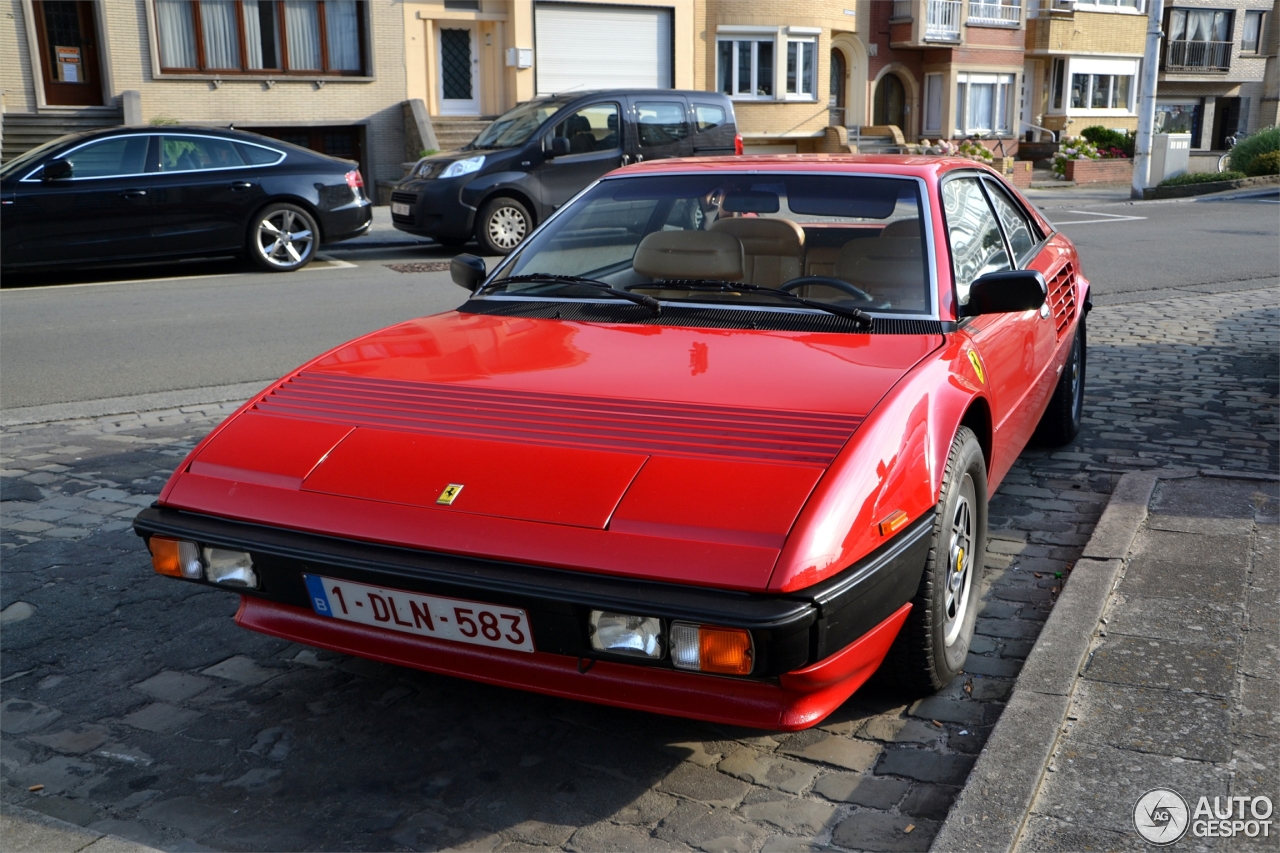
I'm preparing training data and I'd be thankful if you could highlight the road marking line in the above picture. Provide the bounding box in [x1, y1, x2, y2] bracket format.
[4, 258, 356, 292]
[1051, 210, 1149, 226]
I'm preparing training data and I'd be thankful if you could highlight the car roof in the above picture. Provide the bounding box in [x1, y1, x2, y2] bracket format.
[30, 124, 345, 164]
[542, 89, 732, 102]
[612, 153, 996, 181]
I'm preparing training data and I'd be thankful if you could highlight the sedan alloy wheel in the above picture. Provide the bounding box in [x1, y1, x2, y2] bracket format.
[250, 203, 318, 272]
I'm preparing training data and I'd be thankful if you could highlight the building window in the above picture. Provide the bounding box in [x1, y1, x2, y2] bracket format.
[923, 73, 943, 134]
[153, 0, 366, 75]
[1166, 9, 1233, 70]
[1074, 0, 1142, 10]
[1069, 73, 1133, 110]
[717, 37, 774, 99]
[955, 73, 1015, 135]
[1154, 99, 1202, 146]
[1050, 58, 1065, 111]
[1242, 10, 1265, 52]
[786, 38, 816, 98]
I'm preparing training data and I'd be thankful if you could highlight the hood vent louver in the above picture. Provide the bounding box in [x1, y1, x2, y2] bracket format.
[255, 373, 862, 466]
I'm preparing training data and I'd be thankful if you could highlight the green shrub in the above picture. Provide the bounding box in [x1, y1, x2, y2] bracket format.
[1159, 170, 1245, 187]
[1227, 126, 1280, 174]
[1080, 126, 1135, 157]
[1245, 149, 1280, 176]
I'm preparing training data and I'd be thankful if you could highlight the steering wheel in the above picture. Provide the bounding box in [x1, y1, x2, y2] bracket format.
[780, 276, 876, 303]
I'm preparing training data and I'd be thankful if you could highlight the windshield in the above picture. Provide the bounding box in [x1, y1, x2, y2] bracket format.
[0, 137, 67, 179]
[471, 100, 564, 149]
[487, 173, 933, 316]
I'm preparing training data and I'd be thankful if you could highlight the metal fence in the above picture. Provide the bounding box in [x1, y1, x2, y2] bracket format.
[967, 1, 1021, 25]
[1165, 40, 1232, 71]
[926, 0, 962, 38]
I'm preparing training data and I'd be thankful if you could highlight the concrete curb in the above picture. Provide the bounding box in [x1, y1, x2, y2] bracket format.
[0, 803, 161, 852]
[929, 469, 1162, 853]
[1, 381, 269, 427]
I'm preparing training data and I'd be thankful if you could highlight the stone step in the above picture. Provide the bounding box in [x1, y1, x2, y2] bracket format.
[427, 117, 495, 154]
[2, 109, 122, 162]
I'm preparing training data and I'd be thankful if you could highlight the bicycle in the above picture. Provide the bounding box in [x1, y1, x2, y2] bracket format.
[1218, 132, 1247, 172]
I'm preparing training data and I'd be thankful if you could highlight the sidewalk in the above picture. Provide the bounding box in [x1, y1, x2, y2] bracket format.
[937, 470, 1279, 851]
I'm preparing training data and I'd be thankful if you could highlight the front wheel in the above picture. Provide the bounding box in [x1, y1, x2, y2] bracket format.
[1218, 152, 1232, 173]
[476, 197, 532, 255]
[1033, 319, 1086, 446]
[248, 203, 318, 272]
[883, 426, 987, 695]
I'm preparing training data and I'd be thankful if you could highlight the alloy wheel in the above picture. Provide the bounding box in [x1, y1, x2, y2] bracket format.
[256, 209, 314, 268]
[942, 473, 976, 647]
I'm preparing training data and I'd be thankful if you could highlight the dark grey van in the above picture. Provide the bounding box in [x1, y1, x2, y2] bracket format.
[389, 90, 740, 254]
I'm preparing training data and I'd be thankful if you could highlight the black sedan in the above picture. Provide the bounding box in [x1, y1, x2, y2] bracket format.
[1, 126, 371, 273]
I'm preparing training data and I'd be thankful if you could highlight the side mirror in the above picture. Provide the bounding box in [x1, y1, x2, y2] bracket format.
[450, 253, 487, 292]
[960, 269, 1047, 317]
[546, 136, 571, 158]
[41, 159, 73, 181]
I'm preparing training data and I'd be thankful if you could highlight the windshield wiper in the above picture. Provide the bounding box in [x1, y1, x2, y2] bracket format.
[637, 280, 872, 329]
[489, 274, 662, 315]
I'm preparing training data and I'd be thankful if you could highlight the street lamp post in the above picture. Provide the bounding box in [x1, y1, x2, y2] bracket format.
[1132, 0, 1166, 198]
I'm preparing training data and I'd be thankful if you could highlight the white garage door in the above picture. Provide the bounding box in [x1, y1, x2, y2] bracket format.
[535, 3, 673, 95]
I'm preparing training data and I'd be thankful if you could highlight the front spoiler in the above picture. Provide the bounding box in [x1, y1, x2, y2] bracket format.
[238, 596, 911, 731]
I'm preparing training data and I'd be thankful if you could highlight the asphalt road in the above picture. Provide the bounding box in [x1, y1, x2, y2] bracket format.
[1, 189, 1276, 410]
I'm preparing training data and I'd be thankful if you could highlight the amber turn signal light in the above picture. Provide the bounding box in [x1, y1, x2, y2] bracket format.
[699, 627, 754, 675]
[878, 509, 910, 537]
[149, 536, 202, 579]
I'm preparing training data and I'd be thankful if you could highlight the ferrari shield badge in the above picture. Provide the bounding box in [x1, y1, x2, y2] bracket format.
[437, 484, 464, 506]
[967, 350, 986, 385]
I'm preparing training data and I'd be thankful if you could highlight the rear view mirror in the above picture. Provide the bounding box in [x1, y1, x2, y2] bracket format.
[450, 254, 487, 292]
[547, 136, 571, 158]
[961, 270, 1047, 317]
[41, 159, 73, 181]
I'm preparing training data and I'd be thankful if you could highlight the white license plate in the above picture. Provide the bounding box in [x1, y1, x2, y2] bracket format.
[303, 574, 534, 653]
[391, 202, 411, 216]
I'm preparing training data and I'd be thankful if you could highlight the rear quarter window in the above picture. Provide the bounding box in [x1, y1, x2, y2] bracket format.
[636, 101, 690, 147]
[693, 104, 727, 133]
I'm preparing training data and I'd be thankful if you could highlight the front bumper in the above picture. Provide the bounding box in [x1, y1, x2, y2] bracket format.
[134, 506, 929, 729]
[389, 178, 475, 240]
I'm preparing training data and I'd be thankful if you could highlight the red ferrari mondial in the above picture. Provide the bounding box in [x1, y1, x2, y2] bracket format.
[135, 156, 1088, 730]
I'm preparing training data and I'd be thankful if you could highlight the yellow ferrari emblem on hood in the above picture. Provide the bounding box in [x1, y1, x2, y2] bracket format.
[437, 484, 464, 505]
[967, 350, 986, 384]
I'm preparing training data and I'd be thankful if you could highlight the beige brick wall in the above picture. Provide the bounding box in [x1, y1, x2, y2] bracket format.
[1027, 10, 1146, 57]
[2, 0, 38, 113]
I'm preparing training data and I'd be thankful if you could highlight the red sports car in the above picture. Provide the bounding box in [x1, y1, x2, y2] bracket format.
[135, 155, 1087, 731]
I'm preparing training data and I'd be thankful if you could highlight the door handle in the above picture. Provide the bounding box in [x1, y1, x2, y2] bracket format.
[621, 154, 631, 166]
[120, 189, 147, 199]
[230, 182, 253, 191]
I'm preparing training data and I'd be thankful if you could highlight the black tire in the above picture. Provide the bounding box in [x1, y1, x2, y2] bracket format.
[476, 197, 533, 255]
[248, 203, 319, 272]
[883, 426, 987, 695]
[1033, 318, 1086, 446]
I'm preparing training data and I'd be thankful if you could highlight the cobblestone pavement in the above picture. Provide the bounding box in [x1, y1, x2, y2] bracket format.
[1, 285, 1275, 852]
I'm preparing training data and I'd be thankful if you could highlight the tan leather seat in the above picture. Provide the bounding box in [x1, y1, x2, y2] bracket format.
[708, 218, 805, 287]
[633, 230, 745, 284]
[879, 218, 921, 240]
[804, 247, 841, 277]
[834, 236, 928, 312]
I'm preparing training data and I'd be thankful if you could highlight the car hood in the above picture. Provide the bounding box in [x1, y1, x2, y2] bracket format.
[165, 310, 941, 589]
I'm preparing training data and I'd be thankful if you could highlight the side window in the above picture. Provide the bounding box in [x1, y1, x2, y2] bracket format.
[235, 142, 285, 166]
[693, 104, 727, 133]
[160, 136, 247, 172]
[551, 104, 620, 155]
[636, 101, 690, 147]
[62, 136, 151, 179]
[983, 180, 1038, 267]
[942, 177, 1011, 306]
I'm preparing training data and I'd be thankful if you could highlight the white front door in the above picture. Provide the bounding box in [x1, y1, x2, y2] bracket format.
[438, 23, 479, 116]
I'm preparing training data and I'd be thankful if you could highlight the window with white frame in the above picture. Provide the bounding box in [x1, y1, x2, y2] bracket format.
[923, 73, 943, 134]
[153, 0, 365, 74]
[1073, 0, 1143, 10]
[717, 37, 774, 99]
[1243, 10, 1265, 52]
[786, 38, 817, 98]
[954, 73, 1015, 135]
[1070, 73, 1133, 109]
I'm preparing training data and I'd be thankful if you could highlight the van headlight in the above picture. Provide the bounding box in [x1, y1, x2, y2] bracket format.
[440, 155, 485, 179]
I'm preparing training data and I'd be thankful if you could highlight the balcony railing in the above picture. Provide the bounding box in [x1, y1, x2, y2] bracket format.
[1165, 40, 1232, 71]
[967, 1, 1022, 25]
[892, 0, 914, 19]
[926, 0, 963, 39]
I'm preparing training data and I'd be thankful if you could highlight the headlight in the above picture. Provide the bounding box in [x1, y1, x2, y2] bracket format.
[202, 547, 258, 589]
[588, 611, 663, 658]
[439, 155, 485, 179]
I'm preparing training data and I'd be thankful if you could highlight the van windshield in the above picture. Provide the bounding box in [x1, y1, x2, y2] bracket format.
[471, 100, 564, 150]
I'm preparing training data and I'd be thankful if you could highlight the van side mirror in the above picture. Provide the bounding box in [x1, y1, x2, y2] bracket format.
[450, 254, 487, 292]
[41, 159, 73, 181]
[960, 270, 1047, 317]
[546, 136, 571, 158]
